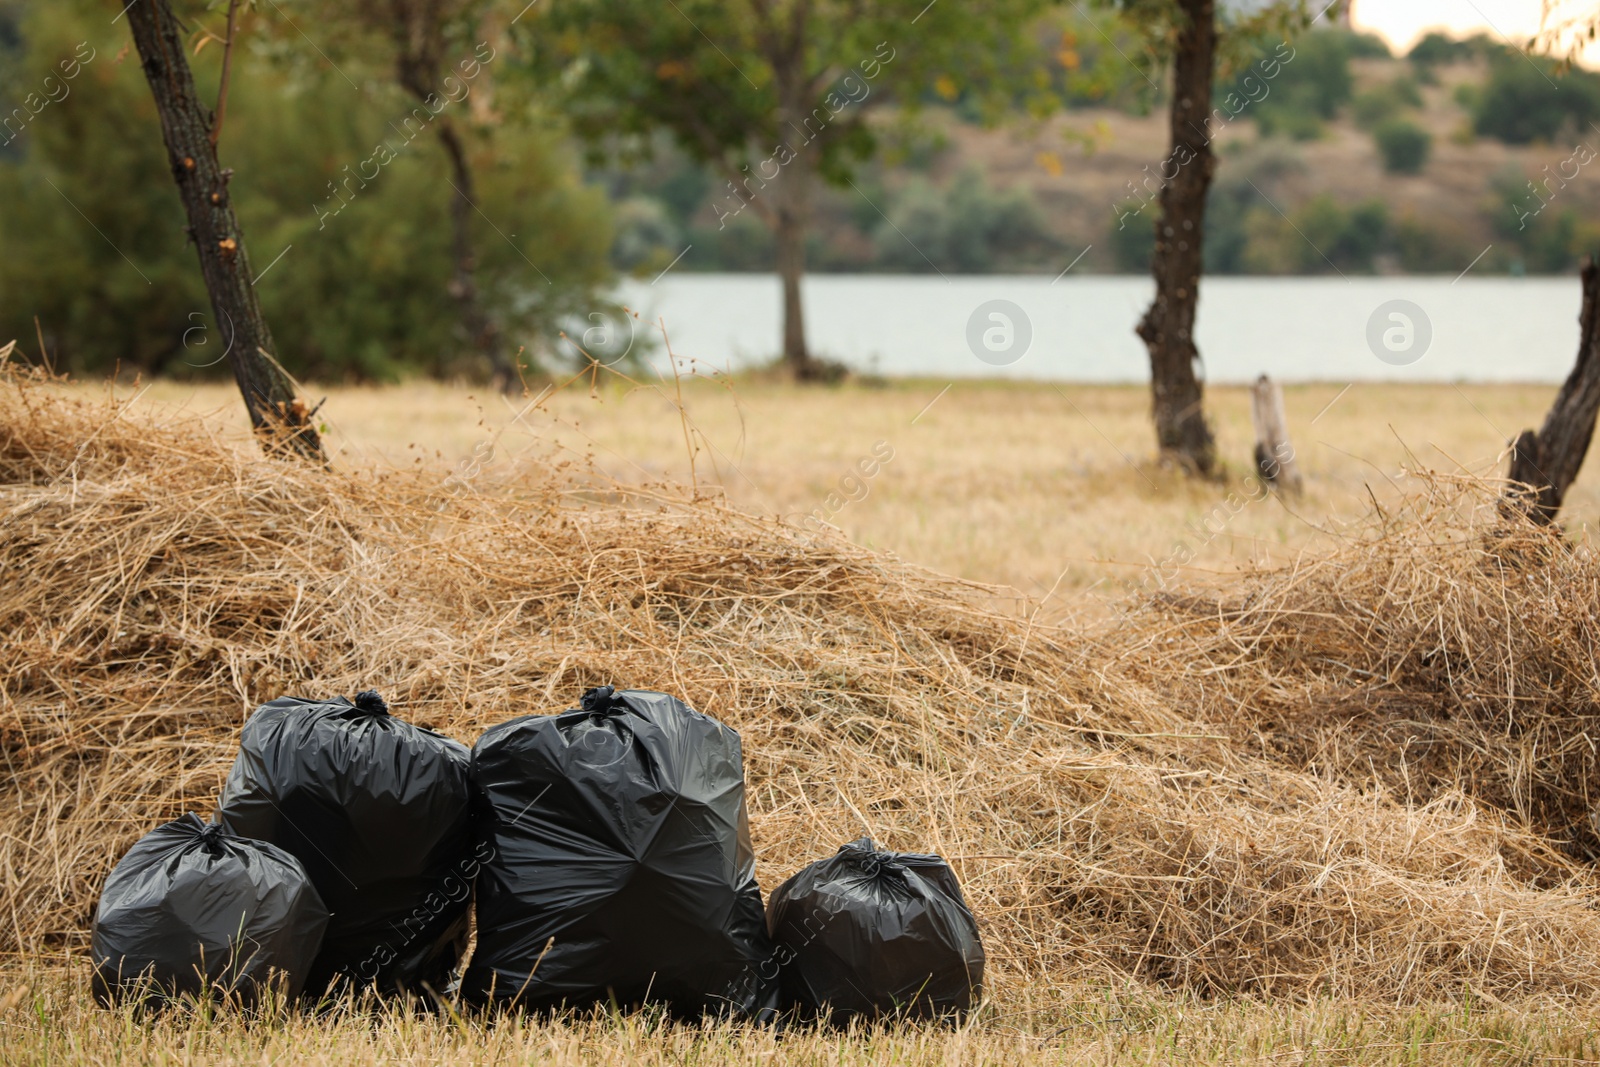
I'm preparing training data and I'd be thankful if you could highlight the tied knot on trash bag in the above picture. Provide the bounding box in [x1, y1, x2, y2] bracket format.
[579, 685, 619, 715]
[839, 837, 906, 880]
[195, 819, 226, 856]
[352, 689, 389, 716]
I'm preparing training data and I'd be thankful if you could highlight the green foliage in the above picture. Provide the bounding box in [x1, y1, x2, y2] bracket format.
[876, 118, 950, 171]
[1351, 76, 1422, 128]
[1033, 11, 1159, 115]
[1239, 195, 1387, 273]
[1408, 31, 1497, 68]
[1488, 164, 1600, 273]
[608, 197, 684, 275]
[873, 168, 1057, 273]
[1109, 139, 1416, 276]
[530, 0, 1052, 193]
[934, 17, 1067, 124]
[1248, 27, 1359, 139]
[1110, 203, 1154, 272]
[693, 210, 775, 271]
[1342, 31, 1392, 59]
[1472, 55, 1600, 144]
[1203, 140, 1306, 274]
[0, 7, 203, 374]
[1508, 209, 1597, 273]
[0, 0, 612, 380]
[1392, 213, 1476, 272]
[1135, 135, 1393, 275]
[1302, 197, 1389, 270]
[1253, 102, 1323, 140]
[1373, 119, 1431, 173]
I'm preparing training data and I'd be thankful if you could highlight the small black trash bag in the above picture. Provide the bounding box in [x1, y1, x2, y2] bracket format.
[216, 690, 475, 994]
[91, 813, 328, 1007]
[463, 685, 775, 1017]
[766, 838, 985, 1022]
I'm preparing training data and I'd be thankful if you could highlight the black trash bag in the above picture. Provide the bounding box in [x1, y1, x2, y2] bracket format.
[215, 690, 475, 995]
[463, 685, 776, 1017]
[91, 813, 328, 1007]
[766, 838, 984, 1022]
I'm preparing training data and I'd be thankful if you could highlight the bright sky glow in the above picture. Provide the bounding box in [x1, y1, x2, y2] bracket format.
[1351, 0, 1599, 65]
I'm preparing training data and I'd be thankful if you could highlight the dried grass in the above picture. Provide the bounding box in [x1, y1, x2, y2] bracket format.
[1147, 475, 1600, 863]
[5, 364, 1600, 1005]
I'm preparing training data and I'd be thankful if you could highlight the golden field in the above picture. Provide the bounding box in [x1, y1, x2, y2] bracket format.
[90, 373, 1600, 614]
[8, 370, 1600, 1066]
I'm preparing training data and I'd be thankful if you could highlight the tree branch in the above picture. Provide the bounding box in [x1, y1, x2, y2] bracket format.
[209, 0, 241, 147]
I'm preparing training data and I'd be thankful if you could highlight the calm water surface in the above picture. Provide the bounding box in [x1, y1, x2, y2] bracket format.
[612, 274, 1582, 383]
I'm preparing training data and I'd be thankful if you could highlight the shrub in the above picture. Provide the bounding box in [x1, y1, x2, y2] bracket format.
[1304, 196, 1389, 270]
[1254, 105, 1326, 141]
[1408, 31, 1483, 68]
[608, 197, 684, 274]
[1472, 56, 1600, 144]
[1240, 196, 1389, 274]
[1247, 27, 1359, 140]
[1343, 31, 1393, 59]
[1488, 166, 1600, 272]
[875, 169, 1055, 273]
[0, 0, 613, 381]
[1393, 214, 1476, 272]
[1109, 202, 1154, 272]
[1373, 119, 1432, 173]
[1351, 77, 1423, 128]
[1204, 140, 1306, 274]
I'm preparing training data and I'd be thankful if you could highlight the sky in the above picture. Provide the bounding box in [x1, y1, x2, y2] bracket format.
[1349, 0, 1599, 63]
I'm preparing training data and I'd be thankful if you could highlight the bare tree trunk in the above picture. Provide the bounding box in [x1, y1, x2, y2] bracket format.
[125, 0, 324, 462]
[1136, 0, 1218, 477]
[769, 52, 826, 382]
[387, 7, 515, 394]
[435, 117, 517, 390]
[773, 196, 816, 377]
[1504, 256, 1600, 524]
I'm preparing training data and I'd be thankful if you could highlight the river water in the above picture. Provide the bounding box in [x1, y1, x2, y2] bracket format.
[609, 273, 1583, 383]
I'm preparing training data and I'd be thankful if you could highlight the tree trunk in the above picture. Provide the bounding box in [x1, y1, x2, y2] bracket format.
[435, 117, 517, 391]
[1503, 256, 1600, 524]
[769, 51, 827, 382]
[773, 199, 817, 377]
[125, 0, 324, 463]
[1136, 0, 1218, 477]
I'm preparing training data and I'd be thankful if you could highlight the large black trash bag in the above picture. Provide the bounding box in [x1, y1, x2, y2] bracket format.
[463, 685, 776, 1017]
[767, 838, 985, 1022]
[215, 689, 475, 995]
[91, 813, 328, 1007]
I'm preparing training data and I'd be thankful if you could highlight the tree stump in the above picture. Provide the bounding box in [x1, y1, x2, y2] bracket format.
[1251, 374, 1302, 495]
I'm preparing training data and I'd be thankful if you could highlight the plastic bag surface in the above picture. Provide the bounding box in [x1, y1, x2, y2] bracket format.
[216, 690, 474, 993]
[92, 813, 328, 1006]
[766, 837, 984, 1021]
[463, 686, 774, 1017]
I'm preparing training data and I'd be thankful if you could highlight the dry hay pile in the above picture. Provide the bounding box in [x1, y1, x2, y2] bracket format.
[1139, 479, 1600, 864]
[5, 369, 1600, 1004]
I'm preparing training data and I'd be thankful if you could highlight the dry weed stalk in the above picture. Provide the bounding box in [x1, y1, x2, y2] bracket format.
[4, 368, 1600, 1003]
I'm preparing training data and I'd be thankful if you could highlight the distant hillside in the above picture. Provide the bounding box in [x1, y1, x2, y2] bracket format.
[607, 35, 1600, 277]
